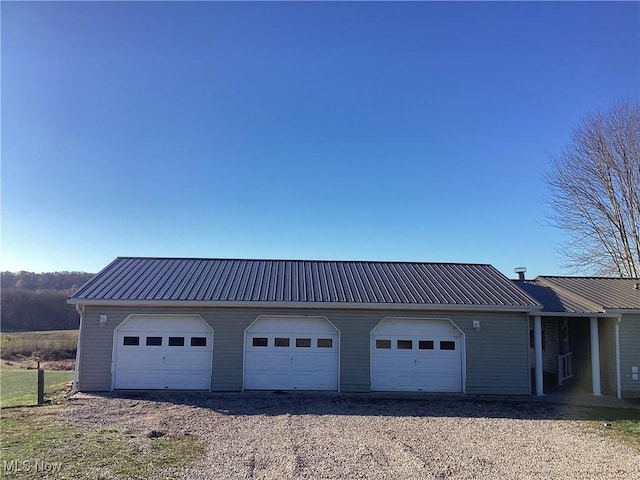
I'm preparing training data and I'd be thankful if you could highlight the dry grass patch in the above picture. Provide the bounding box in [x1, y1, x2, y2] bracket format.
[0, 330, 78, 362]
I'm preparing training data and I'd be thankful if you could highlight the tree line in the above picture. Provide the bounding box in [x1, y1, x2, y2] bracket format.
[1, 271, 95, 332]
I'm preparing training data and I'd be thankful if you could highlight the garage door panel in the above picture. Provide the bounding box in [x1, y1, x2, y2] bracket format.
[244, 317, 339, 391]
[117, 351, 165, 370]
[162, 352, 212, 370]
[245, 374, 290, 390]
[375, 374, 459, 392]
[162, 371, 210, 389]
[113, 317, 213, 390]
[437, 375, 462, 391]
[371, 319, 463, 392]
[115, 369, 211, 390]
[295, 373, 335, 389]
[114, 373, 159, 390]
[308, 354, 338, 369]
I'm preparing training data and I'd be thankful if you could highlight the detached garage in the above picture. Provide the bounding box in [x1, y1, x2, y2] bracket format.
[69, 257, 541, 395]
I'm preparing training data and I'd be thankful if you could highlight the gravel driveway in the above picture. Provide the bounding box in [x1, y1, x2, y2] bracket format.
[58, 391, 640, 479]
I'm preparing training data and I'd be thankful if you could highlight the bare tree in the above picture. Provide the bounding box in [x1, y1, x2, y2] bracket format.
[547, 101, 640, 278]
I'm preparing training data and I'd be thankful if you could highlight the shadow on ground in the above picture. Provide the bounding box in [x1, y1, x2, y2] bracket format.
[75, 390, 640, 421]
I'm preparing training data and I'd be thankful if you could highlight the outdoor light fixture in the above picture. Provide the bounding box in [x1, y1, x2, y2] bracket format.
[99, 315, 107, 327]
[473, 320, 481, 331]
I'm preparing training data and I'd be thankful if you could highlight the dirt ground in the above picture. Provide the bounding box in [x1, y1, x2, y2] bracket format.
[1, 356, 75, 371]
[48, 391, 640, 479]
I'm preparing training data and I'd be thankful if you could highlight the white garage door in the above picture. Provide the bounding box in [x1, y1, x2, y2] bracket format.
[114, 316, 213, 390]
[244, 316, 339, 390]
[371, 318, 463, 392]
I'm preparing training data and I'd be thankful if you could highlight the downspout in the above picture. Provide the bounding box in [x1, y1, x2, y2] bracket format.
[615, 315, 622, 400]
[72, 304, 84, 393]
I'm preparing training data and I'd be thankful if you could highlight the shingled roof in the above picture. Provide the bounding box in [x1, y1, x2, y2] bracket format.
[69, 257, 540, 309]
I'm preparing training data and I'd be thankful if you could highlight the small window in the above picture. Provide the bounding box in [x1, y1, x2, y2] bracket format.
[123, 336, 139, 346]
[168, 336, 185, 347]
[296, 338, 311, 348]
[317, 338, 333, 348]
[252, 337, 268, 347]
[440, 341, 455, 350]
[376, 339, 391, 349]
[419, 340, 434, 350]
[191, 337, 207, 347]
[146, 336, 162, 346]
[274, 337, 290, 347]
[397, 340, 413, 350]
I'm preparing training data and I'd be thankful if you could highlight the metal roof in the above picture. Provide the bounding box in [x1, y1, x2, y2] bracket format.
[536, 276, 640, 312]
[70, 257, 540, 308]
[514, 281, 599, 314]
[515, 276, 640, 313]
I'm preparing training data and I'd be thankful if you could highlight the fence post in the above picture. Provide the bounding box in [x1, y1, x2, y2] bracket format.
[37, 361, 44, 405]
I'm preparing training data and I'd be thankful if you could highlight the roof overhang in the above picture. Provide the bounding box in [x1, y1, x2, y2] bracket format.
[604, 308, 640, 315]
[531, 308, 640, 318]
[531, 311, 611, 318]
[67, 298, 541, 313]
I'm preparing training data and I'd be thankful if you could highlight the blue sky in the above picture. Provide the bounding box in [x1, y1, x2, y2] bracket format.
[2, 1, 639, 278]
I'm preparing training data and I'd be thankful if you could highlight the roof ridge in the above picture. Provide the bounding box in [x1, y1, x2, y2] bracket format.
[115, 256, 494, 267]
[538, 275, 640, 281]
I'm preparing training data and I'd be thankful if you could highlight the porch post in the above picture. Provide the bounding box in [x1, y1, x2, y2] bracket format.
[590, 317, 601, 396]
[615, 316, 622, 400]
[534, 316, 544, 396]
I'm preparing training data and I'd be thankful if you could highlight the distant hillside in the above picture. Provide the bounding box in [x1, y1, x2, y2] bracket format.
[1, 271, 95, 332]
[1, 271, 94, 293]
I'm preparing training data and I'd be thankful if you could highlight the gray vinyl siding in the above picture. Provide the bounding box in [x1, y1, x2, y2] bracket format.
[327, 310, 380, 392]
[620, 314, 640, 398]
[462, 313, 531, 395]
[77, 305, 531, 395]
[206, 311, 251, 391]
[78, 308, 128, 391]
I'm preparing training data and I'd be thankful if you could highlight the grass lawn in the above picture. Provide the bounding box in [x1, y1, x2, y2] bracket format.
[1, 408, 205, 479]
[0, 368, 74, 408]
[613, 420, 640, 450]
[0, 365, 206, 479]
[584, 406, 640, 452]
[0, 332, 207, 479]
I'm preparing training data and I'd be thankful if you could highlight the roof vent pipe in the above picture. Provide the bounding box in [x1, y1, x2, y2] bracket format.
[514, 267, 527, 281]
